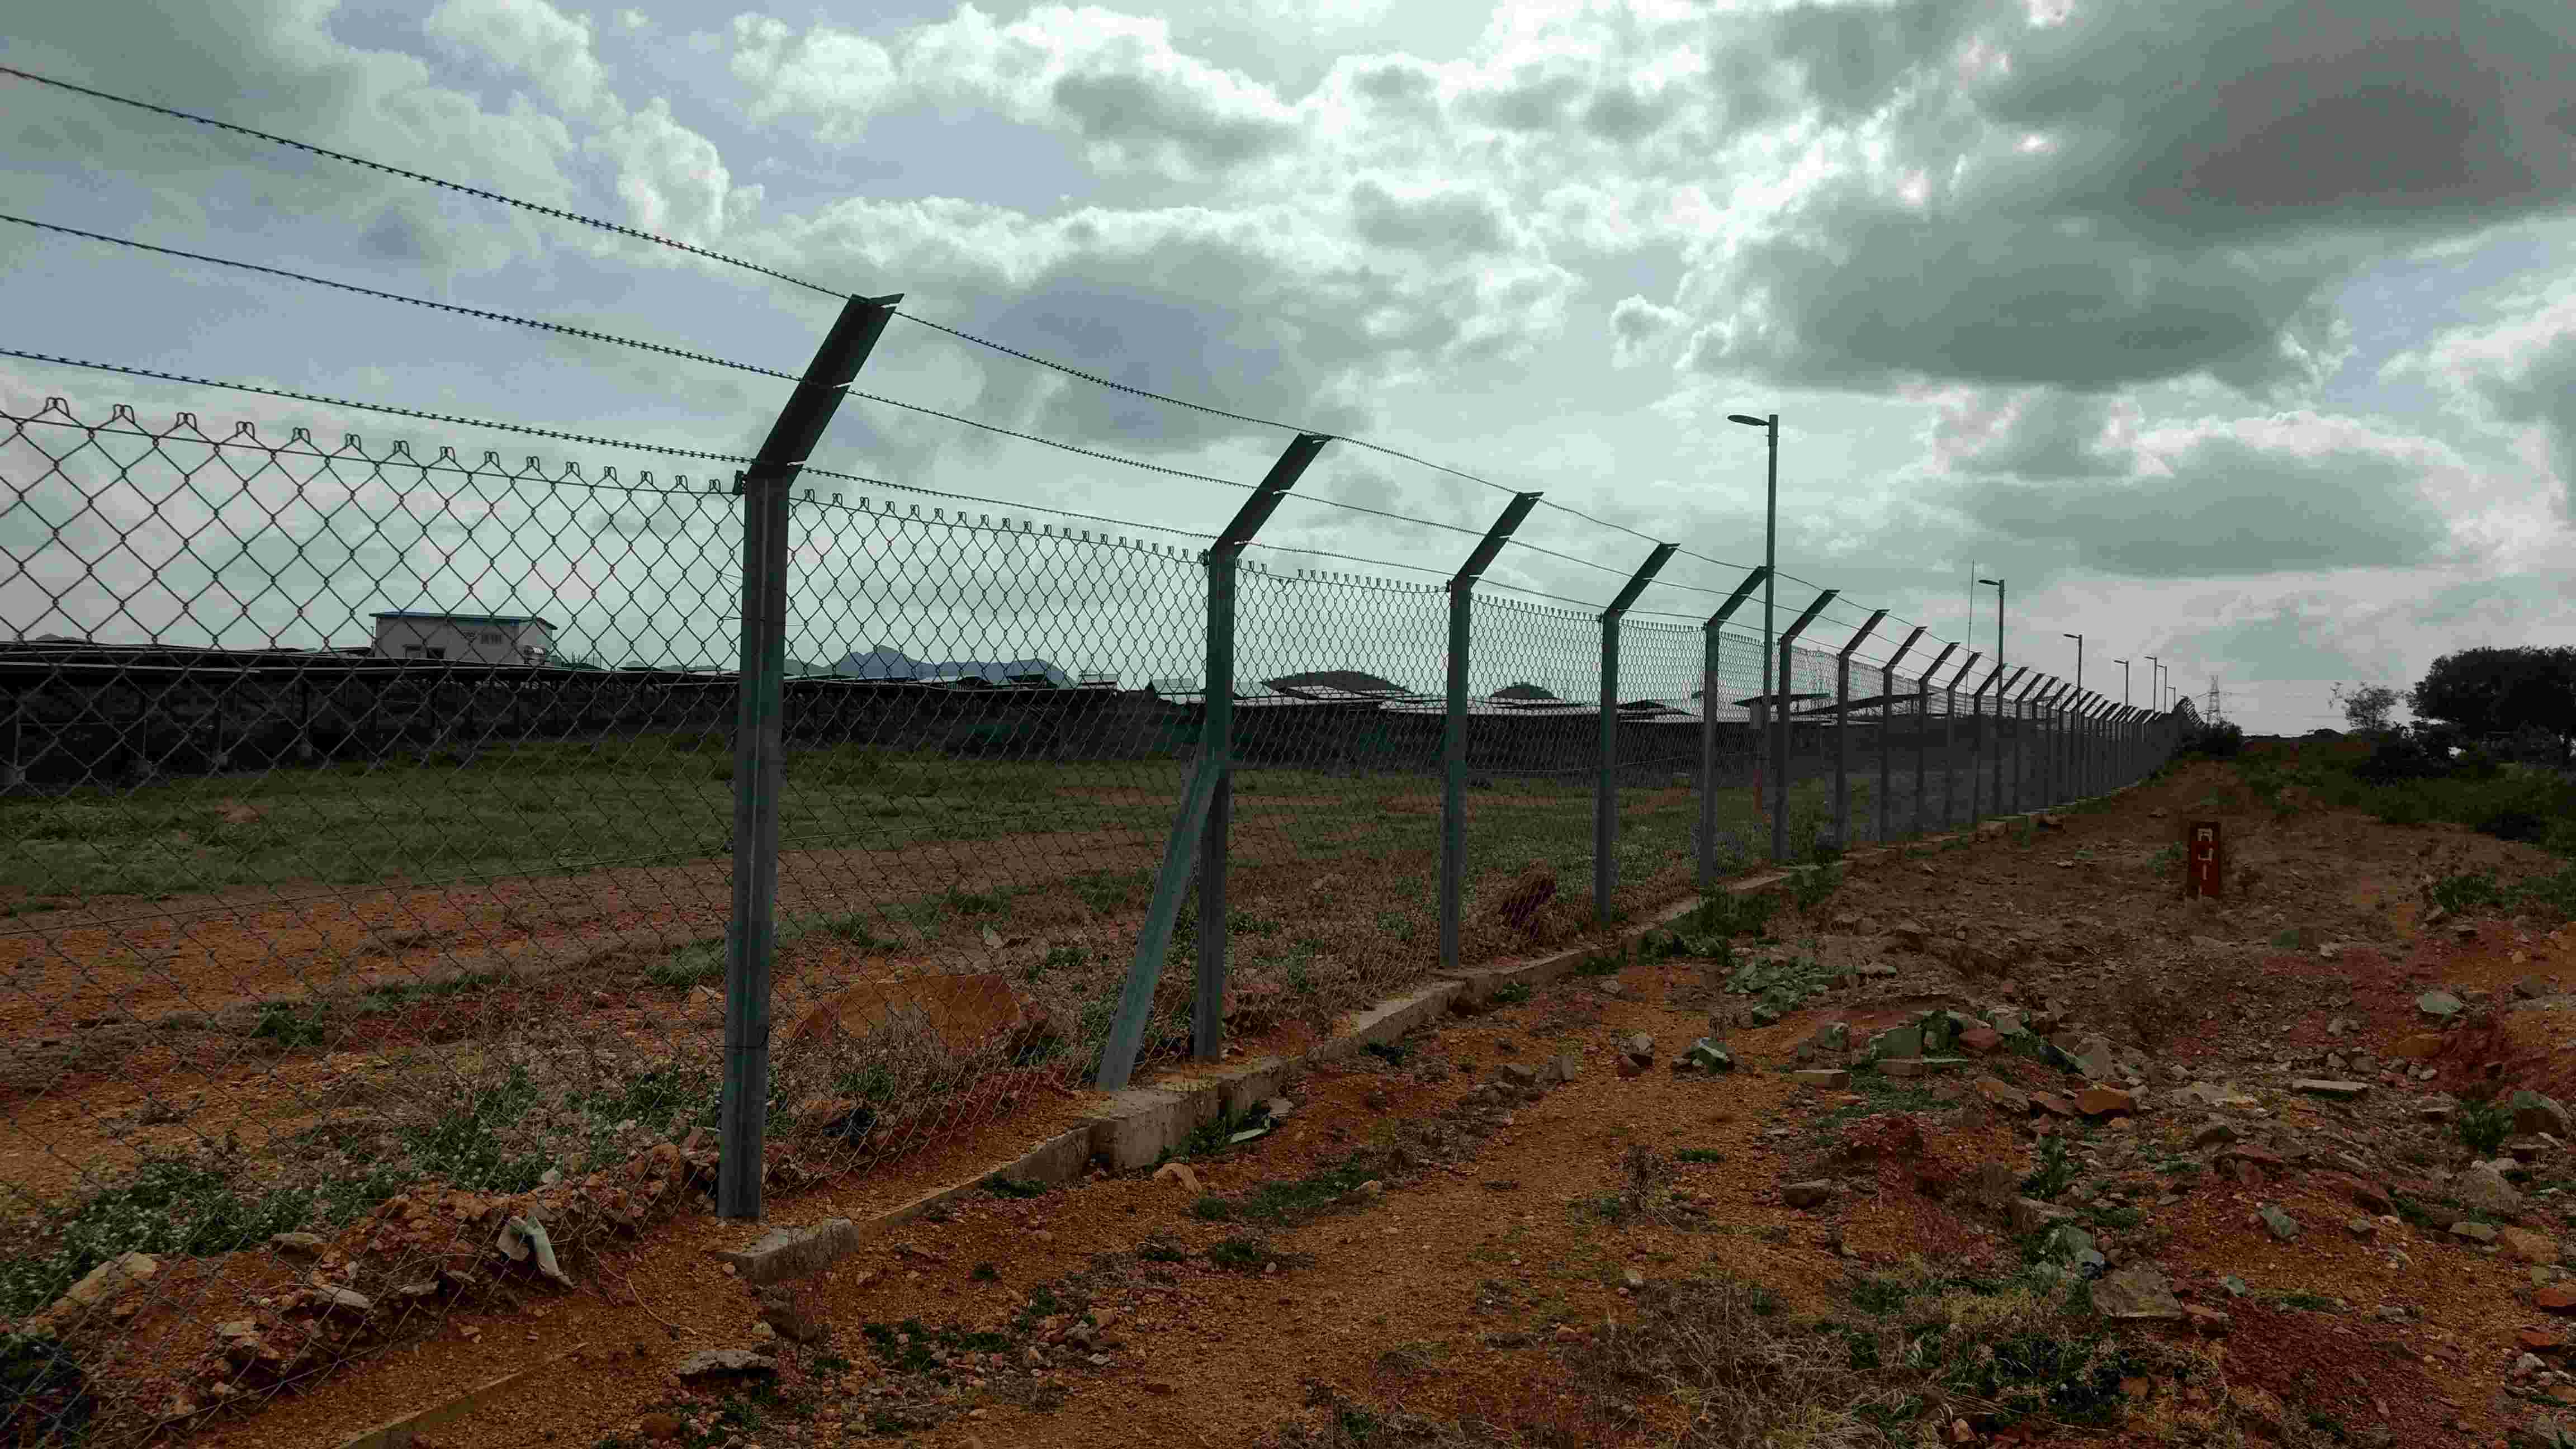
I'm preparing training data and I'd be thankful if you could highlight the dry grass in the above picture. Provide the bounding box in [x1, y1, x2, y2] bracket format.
[1266, 1254, 2299, 1449]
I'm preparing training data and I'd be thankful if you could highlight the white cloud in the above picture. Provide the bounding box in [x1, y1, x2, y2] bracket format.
[585, 99, 751, 243]
[2384, 281, 2576, 515]
[731, 6, 1304, 179]
[424, 0, 617, 122]
[1608, 295, 1687, 367]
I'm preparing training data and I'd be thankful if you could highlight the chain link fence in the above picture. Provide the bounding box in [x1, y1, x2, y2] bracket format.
[0, 394, 2189, 1443]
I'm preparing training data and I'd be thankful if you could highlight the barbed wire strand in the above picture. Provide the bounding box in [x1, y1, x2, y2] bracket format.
[0, 348, 763, 467]
[840, 389, 1513, 543]
[888, 312, 1306, 437]
[4, 213, 807, 385]
[0, 63, 844, 300]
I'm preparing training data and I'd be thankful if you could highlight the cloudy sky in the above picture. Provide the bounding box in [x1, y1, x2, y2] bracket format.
[4, 0, 2573, 733]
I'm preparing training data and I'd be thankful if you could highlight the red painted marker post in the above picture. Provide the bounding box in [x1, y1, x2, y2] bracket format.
[2184, 819, 2224, 899]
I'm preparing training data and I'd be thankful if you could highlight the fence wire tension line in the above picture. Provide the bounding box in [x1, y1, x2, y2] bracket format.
[0, 305, 2194, 1440]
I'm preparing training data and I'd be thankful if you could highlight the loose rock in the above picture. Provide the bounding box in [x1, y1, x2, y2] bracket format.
[2092, 1264, 2185, 1320]
[676, 1348, 779, 1381]
[2258, 1205, 2302, 1242]
[2457, 1165, 2528, 1217]
[1782, 1180, 1834, 1209]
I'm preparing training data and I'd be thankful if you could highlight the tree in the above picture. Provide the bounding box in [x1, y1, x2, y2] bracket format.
[2407, 646, 2576, 764]
[2330, 682, 2402, 736]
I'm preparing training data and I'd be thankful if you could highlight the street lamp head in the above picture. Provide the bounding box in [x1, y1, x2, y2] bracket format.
[1727, 414, 1770, 428]
[1976, 577, 2002, 588]
[2062, 632, 2080, 642]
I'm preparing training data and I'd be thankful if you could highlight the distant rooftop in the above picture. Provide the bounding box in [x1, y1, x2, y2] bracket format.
[371, 610, 557, 627]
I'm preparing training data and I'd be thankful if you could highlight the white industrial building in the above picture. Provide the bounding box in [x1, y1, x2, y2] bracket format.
[369, 610, 557, 665]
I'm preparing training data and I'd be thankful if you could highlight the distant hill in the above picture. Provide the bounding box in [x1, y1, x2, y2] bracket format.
[833, 645, 1073, 686]
[1267, 669, 1410, 696]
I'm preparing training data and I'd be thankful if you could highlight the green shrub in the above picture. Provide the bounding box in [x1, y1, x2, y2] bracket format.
[2456, 1098, 2511, 1157]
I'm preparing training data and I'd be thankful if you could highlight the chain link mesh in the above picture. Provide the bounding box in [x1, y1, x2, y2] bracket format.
[0, 395, 2182, 1442]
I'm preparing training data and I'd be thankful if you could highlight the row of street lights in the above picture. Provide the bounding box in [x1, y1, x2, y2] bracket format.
[1732, 411, 2183, 716]
[1729, 413, 2185, 856]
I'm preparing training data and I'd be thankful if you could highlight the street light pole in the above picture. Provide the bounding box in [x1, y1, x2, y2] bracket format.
[1729, 411, 1779, 827]
[2114, 657, 2129, 708]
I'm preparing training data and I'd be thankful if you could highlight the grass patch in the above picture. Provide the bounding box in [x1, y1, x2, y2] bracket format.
[354, 970, 511, 1012]
[1674, 1148, 1727, 1164]
[2021, 1138, 2078, 1202]
[1192, 1152, 1382, 1228]
[983, 1176, 1052, 1200]
[0, 1154, 319, 1320]
[1721, 951, 1836, 1024]
[1205, 1235, 1310, 1273]
[2456, 1097, 2513, 1156]
[249, 1000, 329, 1050]
[641, 939, 727, 988]
[1788, 862, 1843, 913]
[1489, 980, 1533, 1006]
[2428, 870, 2510, 915]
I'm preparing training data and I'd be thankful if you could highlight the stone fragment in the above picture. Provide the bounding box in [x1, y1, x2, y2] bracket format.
[2540, 1284, 2576, 1313]
[1781, 1180, 1834, 1209]
[1957, 1026, 2004, 1055]
[2076, 1086, 2136, 1117]
[2030, 1091, 2077, 1117]
[2514, 1092, 2575, 1139]
[2092, 1264, 2185, 1321]
[267, 1233, 326, 1257]
[757, 1285, 828, 1344]
[1152, 1161, 1202, 1194]
[2190, 1119, 2237, 1148]
[2457, 1165, 2528, 1217]
[2258, 1205, 2301, 1242]
[1549, 1054, 1581, 1083]
[676, 1348, 778, 1380]
[1975, 1077, 2030, 1112]
[2071, 1035, 2118, 1081]
[2293, 1079, 2369, 1100]
[1870, 1025, 1924, 1060]
[1791, 1069, 1852, 1090]
[2417, 991, 2464, 1021]
[2500, 1228, 2561, 1266]
[1624, 1034, 1655, 1065]
[2011, 1197, 2076, 1232]
[34, 1252, 158, 1333]
[2453, 1221, 2500, 1244]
